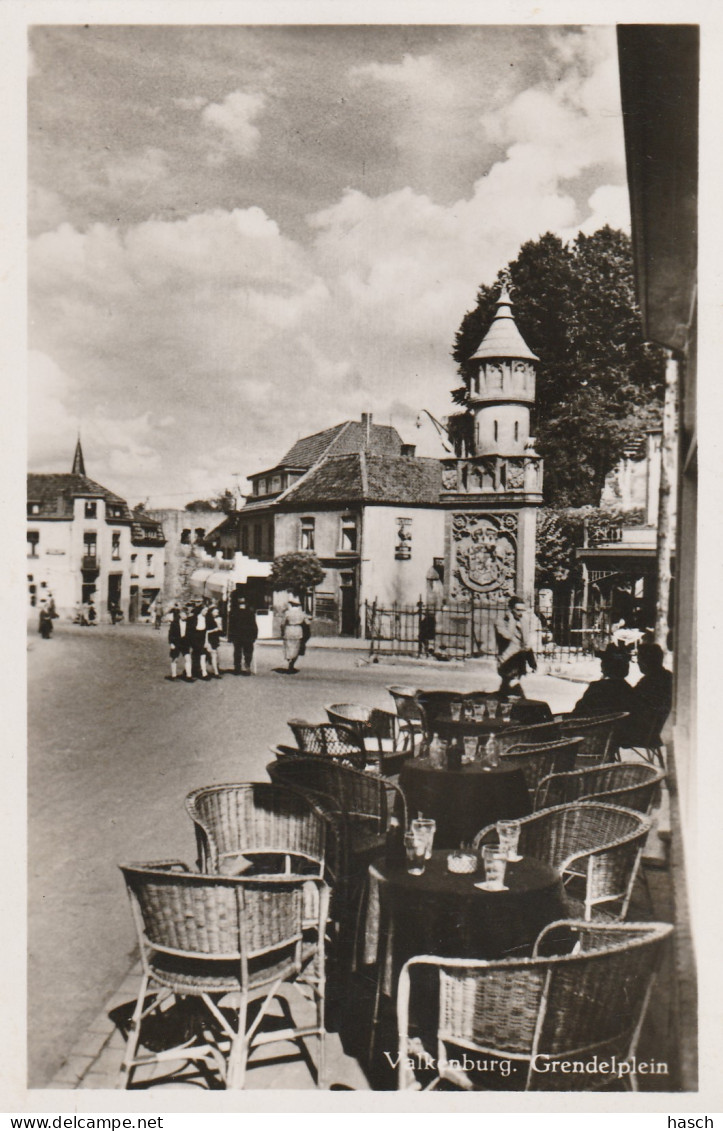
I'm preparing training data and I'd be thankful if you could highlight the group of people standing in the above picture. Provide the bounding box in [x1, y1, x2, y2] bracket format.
[166, 591, 312, 681]
[167, 598, 224, 682]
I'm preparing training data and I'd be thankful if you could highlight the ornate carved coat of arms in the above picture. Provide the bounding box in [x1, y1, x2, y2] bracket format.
[452, 514, 517, 596]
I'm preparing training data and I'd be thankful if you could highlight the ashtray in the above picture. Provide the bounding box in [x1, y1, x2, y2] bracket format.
[446, 852, 478, 875]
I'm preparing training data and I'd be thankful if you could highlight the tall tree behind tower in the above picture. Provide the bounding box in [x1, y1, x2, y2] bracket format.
[452, 227, 665, 506]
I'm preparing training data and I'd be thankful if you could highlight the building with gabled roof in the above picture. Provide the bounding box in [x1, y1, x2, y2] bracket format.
[208, 284, 545, 638]
[205, 414, 446, 635]
[27, 443, 165, 622]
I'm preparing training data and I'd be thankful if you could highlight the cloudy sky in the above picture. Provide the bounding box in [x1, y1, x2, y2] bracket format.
[28, 23, 630, 507]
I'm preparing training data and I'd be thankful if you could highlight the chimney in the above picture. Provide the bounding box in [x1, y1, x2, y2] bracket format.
[401, 443, 416, 457]
[361, 412, 372, 446]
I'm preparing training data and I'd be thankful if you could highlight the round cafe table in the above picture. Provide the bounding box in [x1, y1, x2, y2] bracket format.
[362, 849, 569, 1056]
[400, 757, 531, 849]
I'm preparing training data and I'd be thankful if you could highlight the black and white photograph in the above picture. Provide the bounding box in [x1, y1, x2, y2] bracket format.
[5, 0, 717, 1114]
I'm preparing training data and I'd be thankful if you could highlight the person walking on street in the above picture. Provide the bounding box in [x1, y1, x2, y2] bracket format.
[280, 595, 310, 674]
[495, 595, 539, 698]
[228, 594, 258, 675]
[38, 600, 53, 639]
[205, 603, 223, 678]
[167, 605, 184, 680]
[188, 599, 210, 680]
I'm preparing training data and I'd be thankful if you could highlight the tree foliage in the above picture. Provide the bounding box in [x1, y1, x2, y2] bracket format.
[185, 489, 237, 513]
[452, 227, 664, 506]
[536, 505, 645, 591]
[270, 552, 325, 596]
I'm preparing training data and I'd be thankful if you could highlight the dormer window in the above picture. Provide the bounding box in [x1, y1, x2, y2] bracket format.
[85, 501, 97, 519]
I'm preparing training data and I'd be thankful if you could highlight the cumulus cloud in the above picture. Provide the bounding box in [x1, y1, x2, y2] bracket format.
[28, 27, 631, 502]
[201, 90, 266, 158]
[28, 351, 165, 492]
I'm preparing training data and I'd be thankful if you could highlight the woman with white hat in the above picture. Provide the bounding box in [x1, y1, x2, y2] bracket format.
[279, 595, 310, 674]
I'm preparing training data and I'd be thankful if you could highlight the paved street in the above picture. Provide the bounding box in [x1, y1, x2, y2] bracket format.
[27, 621, 581, 1088]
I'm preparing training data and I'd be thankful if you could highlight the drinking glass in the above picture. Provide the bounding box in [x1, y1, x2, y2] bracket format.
[499, 702, 513, 722]
[462, 735, 478, 764]
[449, 701, 462, 722]
[404, 831, 426, 875]
[486, 696, 499, 719]
[496, 819, 522, 861]
[472, 702, 487, 722]
[481, 845, 507, 889]
[411, 817, 436, 859]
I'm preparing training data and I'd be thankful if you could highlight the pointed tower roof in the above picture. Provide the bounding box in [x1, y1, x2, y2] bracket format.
[71, 437, 86, 476]
[469, 283, 539, 363]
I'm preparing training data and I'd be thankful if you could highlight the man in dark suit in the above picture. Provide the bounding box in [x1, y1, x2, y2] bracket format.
[228, 594, 258, 675]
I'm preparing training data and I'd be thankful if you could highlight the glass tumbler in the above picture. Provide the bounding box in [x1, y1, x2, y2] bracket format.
[411, 817, 436, 859]
[481, 845, 507, 888]
[404, 831, 426, 875]
[496, 819, 522, 861]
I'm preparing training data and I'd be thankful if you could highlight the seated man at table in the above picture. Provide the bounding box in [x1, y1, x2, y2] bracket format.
[625, 641, 673, 746]
[496, 595, 539, 698]
[571, 644, 638, 741]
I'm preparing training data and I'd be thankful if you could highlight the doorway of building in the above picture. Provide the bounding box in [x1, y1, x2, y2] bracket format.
[339, 572, 357, 636]
[128, 585, 139, 623]
[107, 573, 122, 615]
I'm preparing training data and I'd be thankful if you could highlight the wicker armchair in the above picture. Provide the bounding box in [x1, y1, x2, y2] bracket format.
[499, 737, 583, 802]
[386, 686, 425, 751]
[119, 862, 330, 1090]
[325, 704, 409, 772]
[495, 719, 563, 753]
[185, 781, 328, 878]
[474, 802, 651, 920]
[555, 712, 630, 765]
[396, 920, 673, 1091]
[287, 720, 367, 770]
[267, 756, 407, 891]
[535, 762, 666, 814]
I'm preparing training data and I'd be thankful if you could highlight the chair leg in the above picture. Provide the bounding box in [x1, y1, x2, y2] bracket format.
[226, 993, 249, 1089]
[316, 978, 326, 1089]
[119, 973, 149, 1089]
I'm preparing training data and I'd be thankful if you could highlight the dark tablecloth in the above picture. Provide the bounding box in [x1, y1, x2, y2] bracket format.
[361, 850, 568, 997]
[400, 758, 531, 849]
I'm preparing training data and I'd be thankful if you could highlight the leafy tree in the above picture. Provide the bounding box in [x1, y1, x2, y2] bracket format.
[452, 227, 664, 505]
[185, 489, 237, 513]
[270, 552, 325, 597]
[536, 505, 646, 591]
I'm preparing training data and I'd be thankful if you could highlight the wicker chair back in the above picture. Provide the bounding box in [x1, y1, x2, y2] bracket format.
[185, 781, 326, 874]
[536, 761, 665, 813]
[499, 737, 583, 799]
[556, 712, 630, 765]
[474, 801, 651, 919]
[397, 920, 673, 1090]
[287, 720, 366, 768]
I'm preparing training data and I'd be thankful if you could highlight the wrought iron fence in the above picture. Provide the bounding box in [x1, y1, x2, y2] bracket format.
[364, 596, 616, 664]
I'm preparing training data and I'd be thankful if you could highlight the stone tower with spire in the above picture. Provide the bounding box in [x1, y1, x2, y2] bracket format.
[442, 279, 543, 608]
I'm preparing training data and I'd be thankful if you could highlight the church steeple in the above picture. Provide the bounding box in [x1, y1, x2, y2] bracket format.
[71, 437, 86, 477]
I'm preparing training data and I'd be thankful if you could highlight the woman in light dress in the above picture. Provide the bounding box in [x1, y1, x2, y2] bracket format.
[280, 596, 310, 674]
